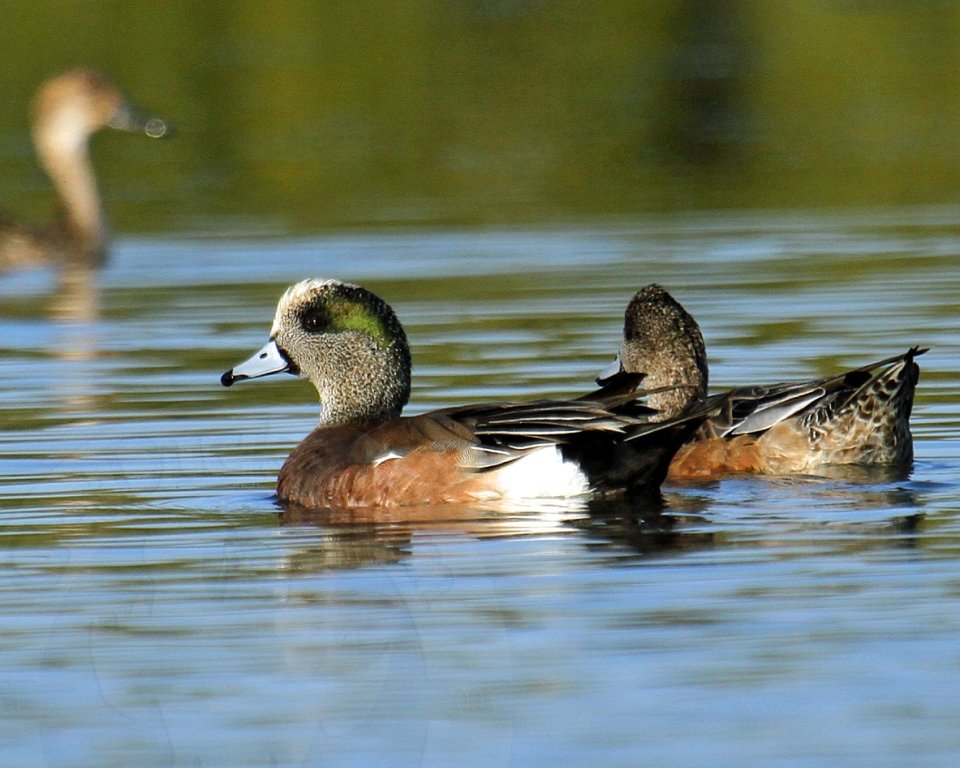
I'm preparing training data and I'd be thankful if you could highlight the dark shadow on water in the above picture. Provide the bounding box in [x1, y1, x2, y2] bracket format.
[573, 492, 716, 559]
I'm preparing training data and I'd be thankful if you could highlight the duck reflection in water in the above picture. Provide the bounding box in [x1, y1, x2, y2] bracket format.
[276, 493, 717, 572]
[275, 479, 923, 573]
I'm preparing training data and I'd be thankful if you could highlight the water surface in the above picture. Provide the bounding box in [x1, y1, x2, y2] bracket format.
[1, 210, 959, 767]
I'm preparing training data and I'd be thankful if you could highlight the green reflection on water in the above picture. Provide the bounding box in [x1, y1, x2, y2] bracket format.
[2, 1, 960, 233]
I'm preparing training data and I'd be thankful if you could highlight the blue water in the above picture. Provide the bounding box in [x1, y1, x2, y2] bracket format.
[1, 210, 959, 767]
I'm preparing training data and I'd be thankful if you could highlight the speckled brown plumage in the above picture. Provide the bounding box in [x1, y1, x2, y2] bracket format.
[601, 284, 924, 477]
[619, 284, 708, 421]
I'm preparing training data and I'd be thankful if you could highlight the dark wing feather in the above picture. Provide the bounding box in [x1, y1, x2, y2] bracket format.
[418, 389, 661, 473]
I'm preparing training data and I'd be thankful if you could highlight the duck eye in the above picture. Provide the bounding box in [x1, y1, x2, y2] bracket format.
[301, 310, 328, 333]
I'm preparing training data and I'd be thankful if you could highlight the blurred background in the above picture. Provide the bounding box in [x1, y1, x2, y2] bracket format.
[3, 0, 960, 235]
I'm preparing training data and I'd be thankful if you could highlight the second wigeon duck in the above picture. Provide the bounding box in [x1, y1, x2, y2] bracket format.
[598, 284, 924, 479]
[221, 278, 710, 509]
[0, 69, 170, 272]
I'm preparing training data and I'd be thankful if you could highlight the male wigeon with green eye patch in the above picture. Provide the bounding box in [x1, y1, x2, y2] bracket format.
[222, 278, 711, 510]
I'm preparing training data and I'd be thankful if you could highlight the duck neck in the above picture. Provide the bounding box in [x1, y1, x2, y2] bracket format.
[317, 400, 401, 430]
[636, 348, 707, 421]
[646, 380, 702, 421]
[34, 129, 108, 258]
[314, 365, 409, 430]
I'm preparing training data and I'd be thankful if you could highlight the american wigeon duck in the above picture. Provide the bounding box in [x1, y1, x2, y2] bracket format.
[0, 69, 169, 271]
[221, 278, 710, 509]
[598, 284, 924, 479]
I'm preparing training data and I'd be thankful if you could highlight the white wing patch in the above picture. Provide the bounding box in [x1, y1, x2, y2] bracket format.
[491, 446, 591, 499]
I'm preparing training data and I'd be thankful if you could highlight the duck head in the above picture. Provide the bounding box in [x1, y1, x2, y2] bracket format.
[598, 284, 708, 420]
[222, 279, 413, 427]
[32, 69, 170, 154]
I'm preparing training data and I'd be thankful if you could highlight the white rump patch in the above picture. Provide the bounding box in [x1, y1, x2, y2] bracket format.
[492, 446, 591, 500]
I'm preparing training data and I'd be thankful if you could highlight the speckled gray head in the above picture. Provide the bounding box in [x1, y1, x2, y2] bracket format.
[221, 279, 412, 427]
[598, 284, 708, 421]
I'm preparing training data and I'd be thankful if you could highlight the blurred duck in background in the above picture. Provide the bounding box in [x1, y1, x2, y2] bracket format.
[596, 284, 924, 479]
[0, 69, 169, 273]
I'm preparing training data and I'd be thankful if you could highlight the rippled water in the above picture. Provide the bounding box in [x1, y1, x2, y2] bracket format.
[2, 209, 959, 767]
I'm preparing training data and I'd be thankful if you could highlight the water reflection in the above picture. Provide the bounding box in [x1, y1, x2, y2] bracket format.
[575, 494, 716, 557]
[47, 266, 102, 418]
[51, 266, 100, 325]
[277, 492, 714, 571]
[273, 468, 927, 573]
